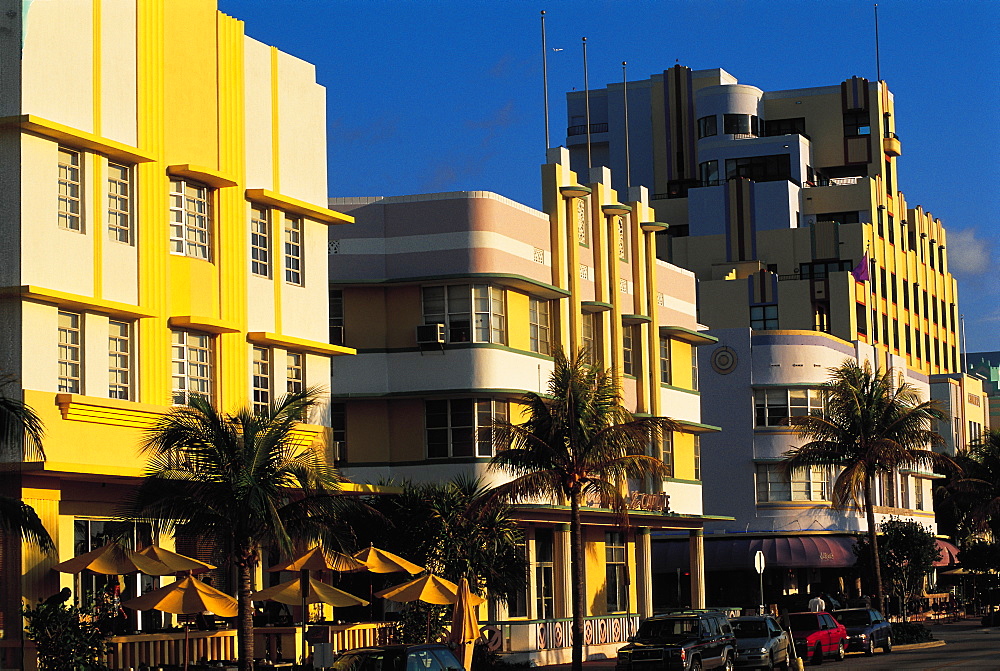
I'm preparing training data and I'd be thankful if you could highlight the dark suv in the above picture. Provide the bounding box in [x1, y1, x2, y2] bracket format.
[617, 610, 736, 671]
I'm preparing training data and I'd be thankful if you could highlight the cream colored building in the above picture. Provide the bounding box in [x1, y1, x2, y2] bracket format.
[0, 0, 352, 664]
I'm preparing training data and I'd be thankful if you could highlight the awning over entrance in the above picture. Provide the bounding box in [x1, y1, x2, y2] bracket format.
[654, 535, 859, 570]
[933, 539, 960, 567]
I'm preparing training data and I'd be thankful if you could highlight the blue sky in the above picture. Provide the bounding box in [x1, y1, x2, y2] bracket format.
[220, 0, 999, 353]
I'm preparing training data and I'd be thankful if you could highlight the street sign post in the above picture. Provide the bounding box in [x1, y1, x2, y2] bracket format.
[754, 550, 765, 614]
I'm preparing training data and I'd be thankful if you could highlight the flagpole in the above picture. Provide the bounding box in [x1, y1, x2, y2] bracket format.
[874, 3, 881, 83]
[541, 10, 550, 152]
[583, 37, 592, 172]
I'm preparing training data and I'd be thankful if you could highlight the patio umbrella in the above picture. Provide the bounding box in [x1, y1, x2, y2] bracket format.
[375, 574, 486, 606]
[122, 575, 237, 671]
[54, 542, 173, 576]
[446, 577, 480, 671]
[136, 545, 215, 574]
[353, 545, 424, 574]
[251, 576, 369, 607]
[269, 546, 367, 573]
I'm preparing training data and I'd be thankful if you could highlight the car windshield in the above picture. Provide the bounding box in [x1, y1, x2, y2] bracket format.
[332, 652, 404, 671]
[788, 614, 818, 632]
[834, 610, 872, 626]
[732, 620, 768, 638]
[636, 618, 700, 639]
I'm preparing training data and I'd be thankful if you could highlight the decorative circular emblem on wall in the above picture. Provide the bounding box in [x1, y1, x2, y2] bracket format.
[711, 346, 738, 375]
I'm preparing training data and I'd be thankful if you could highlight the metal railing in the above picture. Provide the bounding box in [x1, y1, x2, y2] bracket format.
[567, 123, 609, 136]
[482, 613, 639, 652]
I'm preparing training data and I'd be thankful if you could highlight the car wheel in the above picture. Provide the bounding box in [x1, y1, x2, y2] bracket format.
[722, 653, 734, 671]
[811, 643, 824, 665]
[863, 637, 874, 656]
[689, 657, 703, 671]
[882, 635, 892, 654]
[835, 642, 845, 661]
[765, 658, 775, 671]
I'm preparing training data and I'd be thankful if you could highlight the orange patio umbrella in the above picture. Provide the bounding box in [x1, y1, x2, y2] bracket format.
[375, 574, 486, 606]
[251, 577, 369, 607]
[446, 577, 481, 671]
[353, 545, 424, 574]
[269, 546, 367, 573]
[136, 545, 215, 574]
[54, 542, 173, 576]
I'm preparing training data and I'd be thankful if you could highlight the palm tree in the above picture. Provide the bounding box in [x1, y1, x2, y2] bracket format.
[490, 349, 676, 671]
[783, 359, 952, 612]
[942, 429, 1000, 539]
[0, 389, 54, 550]
[127, 389, 352, 671]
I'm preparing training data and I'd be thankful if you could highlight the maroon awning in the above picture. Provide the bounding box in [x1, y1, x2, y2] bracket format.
[654, 535, 859, 571]
[934, 539, 960, 567]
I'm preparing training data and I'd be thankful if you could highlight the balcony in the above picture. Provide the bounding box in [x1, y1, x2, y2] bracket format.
[567, 122, 608, 136]
[883, 133, 902, 157]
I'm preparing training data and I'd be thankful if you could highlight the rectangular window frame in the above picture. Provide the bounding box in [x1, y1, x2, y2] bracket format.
[750, 304, 779, 330]
[422, 284, 507, 345]
[58, 147, 83, 231]
[108, 319, 132, 400]
[284, 216, 304, 285]
[171, 329, 214, 405]
[659, 337, 673, 385]
[529, 297, 552, 356]
[605, 531, 628, 613]
[250, 204, 271, 277]
[252, 346, 271, 414]
[622, 325, 638, 377]
[286, 352, 304, 394]
[169, 179, 211, 260]
[58, 310, 83, 393]
[696, 115, 717, 139]
[425, 398, 509, 459]
[107, 161, 132, 243]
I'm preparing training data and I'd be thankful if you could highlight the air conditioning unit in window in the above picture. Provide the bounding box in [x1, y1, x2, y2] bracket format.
[416, 323, 446, 345]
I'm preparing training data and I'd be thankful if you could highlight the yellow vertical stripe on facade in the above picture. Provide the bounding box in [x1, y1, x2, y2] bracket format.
[217, 14, 249, 409]
[137, 0, 169, 404]
[270, 47, 283, 335]
[91, 1, 103, 298]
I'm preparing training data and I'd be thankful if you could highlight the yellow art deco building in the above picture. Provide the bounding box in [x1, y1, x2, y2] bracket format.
[0, 0, 351, 657]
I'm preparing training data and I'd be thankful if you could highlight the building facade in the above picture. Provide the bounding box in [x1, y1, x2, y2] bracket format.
[326, 148, 723, 662]
[0, 0, 351, 661]
[567, 66, 963, 605]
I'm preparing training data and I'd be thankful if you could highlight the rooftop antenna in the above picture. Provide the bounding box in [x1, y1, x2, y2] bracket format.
[623, 61, 631, 188]
[541, 10, 550, 152]
[874, 3, 882, 82]
[583, 37, 592, 171]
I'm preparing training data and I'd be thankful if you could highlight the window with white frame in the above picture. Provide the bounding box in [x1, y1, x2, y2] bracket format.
[286, 352, 304, 393]
[107, 162, 132, 243]
[605, 531, 628, 613]
[756, 463, 832, 502]
[329, 289, 344, 345]
[422, 285, 506, 344]
[659, 337, 672, 384]
[750, 304, 778, 330]
[582, 311, 599, 364]
[252, 346, 271, 414]
[623, 325, 639, 376]
[754, 388, 824, 427]
[534, 528, 555, 619]
[914, 479, 925, 510]
[529, 298, 552, 355]
[693, 435, 701, 481]
[58, 311, 82, 393]
[691, 346, 699, 391]
[108, 320, 131, 400]
[284, 216, 303, 285]
[169, 179, 211, 259]
[425, 398, 508, 458]
[330, 402, 346, 461]
[250, 204, 270, 277]
[658, 429, 674, 477]
[58, 147, 82, 231]
[171, 330, 213, 404]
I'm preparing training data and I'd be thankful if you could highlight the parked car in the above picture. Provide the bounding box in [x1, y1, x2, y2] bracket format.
[831, 608, 892, 655]
[329, 644, 464, 671]
[786, 611, 848, 664]
[617, 609, 737, 671]
[730, 615, 790, 670]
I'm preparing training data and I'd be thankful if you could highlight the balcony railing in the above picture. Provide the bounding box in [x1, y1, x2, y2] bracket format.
[567, 123, 609, 136]
[481, 613, 639, 652]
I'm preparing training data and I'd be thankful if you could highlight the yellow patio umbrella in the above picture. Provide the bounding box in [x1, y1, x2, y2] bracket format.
[269, 546, 367, 573]
[54, 542, 173, 576]
[446, 577, 480, 671]
[353, 545, 424, 574]
[251, 576, 369, 607]
[136, 545, 216, 574]
[375, 574, 486, 606]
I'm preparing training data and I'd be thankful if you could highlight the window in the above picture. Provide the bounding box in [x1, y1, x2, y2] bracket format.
[58, 311, 82, 393]
[751, 304, 778, 330]
[691, 347, 699, 391]
[169, 179, 211, 259]
[108, 320, 131, 400]
[887, 214, 895, 245]
[284, 216, 303, 285]
[725, 154, 792, 183]
[659, 337, 672, 384]
[425, 398, 508, 458]
[107, 162, 132, 242]
[697, 115, 717, 138]
[813, 303, 830, 333]
[856, 303, 867, 335]
[330, 402, 346, 461]
[58, 147, 83, 231]
[250, 205, 270, 277]
[799, 259, 852, 279]
[529, 298, 552, 355]
[914, 479, 924, 510]
[605, 532, 628, 613]
[658, 430, 674, 477]
[699, 160, 719, 187]
[756, 464, 790, 502]
[622, 325, 639, 376]
[422, 285, 506, 344]
[286, 352, 304, 393]
[754, 388, 824, 426]
[171, 330, 213, 404]
[843, 111, 871, 136]
[764, 117, 806, 137]
[885, 159, 893, 194]
[900, 475, 910, 510]
[693, 435, 701, 481]
[534, 528, 555, 620]
[576, 197, 589, 246]
[508, 535, 528, 618]
[329, 289, 344, 345]
[756, 463, 831, 502]
[890, 272, 897, 304]
[723, 113, 752, 135]
[252, 346, 271, 414]
[814, 211, 860, 226]
[582, 311, 598, 364]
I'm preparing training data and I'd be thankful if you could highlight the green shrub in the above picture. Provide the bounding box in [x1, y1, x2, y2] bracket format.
[890, 621, 933, 644]
[23, 600, 110, 670]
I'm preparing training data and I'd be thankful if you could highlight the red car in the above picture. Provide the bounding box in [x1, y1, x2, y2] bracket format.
[787, 612, 848, 664]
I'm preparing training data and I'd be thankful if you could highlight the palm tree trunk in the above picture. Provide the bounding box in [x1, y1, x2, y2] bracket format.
[238, 560, 254, 671]
[863, 476, 884, 613]
[570, 491, 584, 671]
